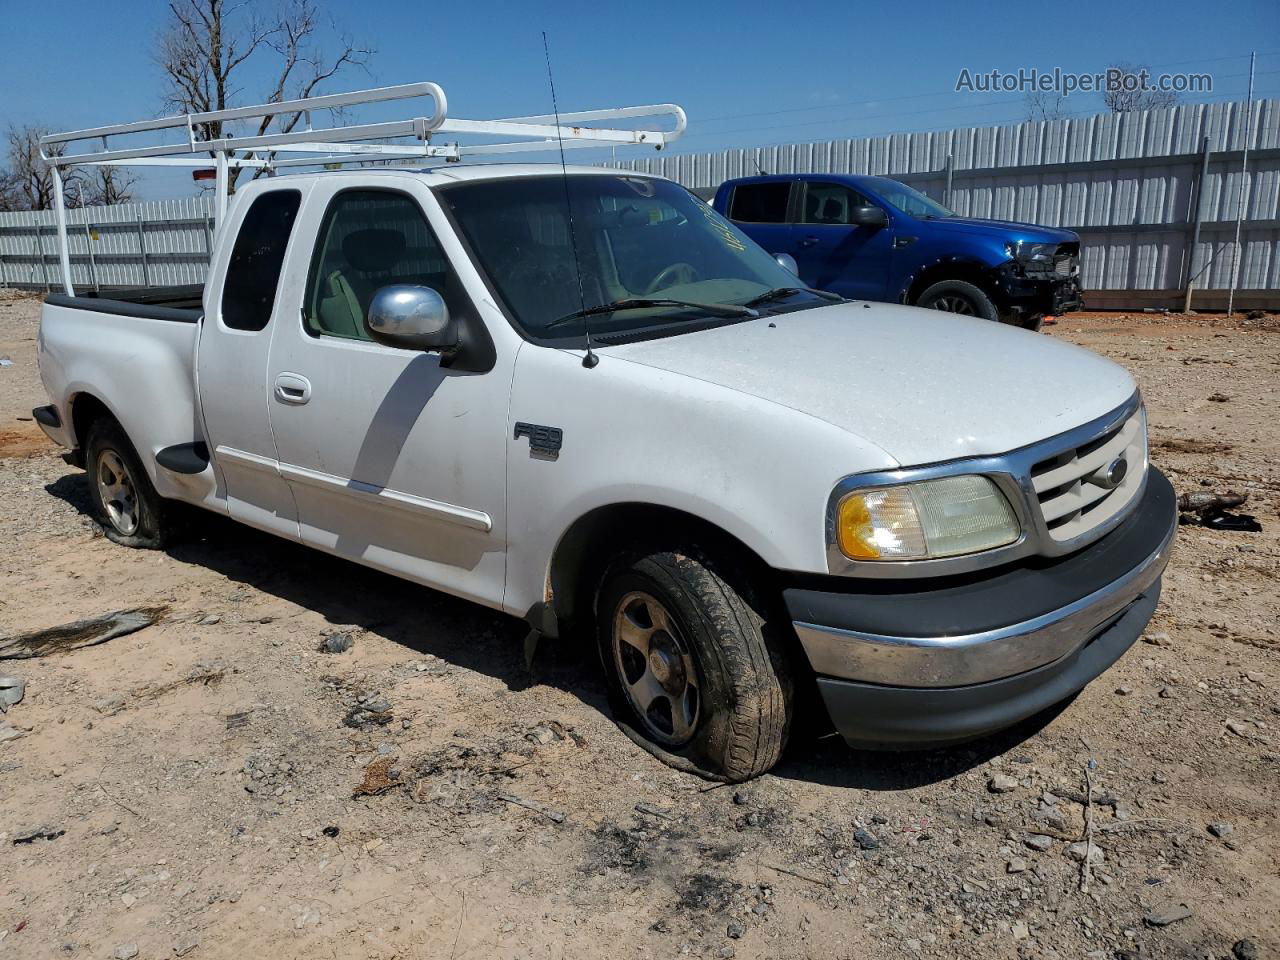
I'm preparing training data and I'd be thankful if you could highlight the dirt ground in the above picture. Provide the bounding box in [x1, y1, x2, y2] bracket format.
[0, 293, 1277, 960]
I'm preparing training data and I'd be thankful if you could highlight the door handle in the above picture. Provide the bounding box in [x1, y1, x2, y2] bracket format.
[798, 236, 820, 248]
[274, 373, 312, 405]
[893, 236, 918, 249]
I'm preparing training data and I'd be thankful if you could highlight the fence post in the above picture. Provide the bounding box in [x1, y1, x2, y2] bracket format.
[84, 220, 99, 293]
[1182, 136, 1212, 313]
[137, 215, 150, 288]
[203, 215, 214, 280]
[944, 152, 954, 209]
[1226, 52, 1256, 318]
[34, 223, 51, 292]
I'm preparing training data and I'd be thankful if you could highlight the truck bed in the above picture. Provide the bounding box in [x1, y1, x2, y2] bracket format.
[45, 284, 203, 323]
[37, 296, 202, 500]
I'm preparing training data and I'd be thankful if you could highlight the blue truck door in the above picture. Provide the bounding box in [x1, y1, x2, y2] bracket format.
[793, 181, 895, 300]
[720, 179, 797, 264]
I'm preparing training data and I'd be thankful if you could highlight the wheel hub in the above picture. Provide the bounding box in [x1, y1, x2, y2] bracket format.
[96, 449, 139, 537]
[612, 591, 701, 747]
[933, 294, 975, 315]
[647, 636, 686, 693]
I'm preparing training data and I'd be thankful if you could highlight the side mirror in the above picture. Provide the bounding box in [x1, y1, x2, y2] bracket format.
[773, 252, 799, 275]
[850, 205, 888, 227]
[365, 285, 457, 352]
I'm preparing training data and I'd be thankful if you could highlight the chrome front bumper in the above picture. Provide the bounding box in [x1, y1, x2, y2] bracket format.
[787, 468, 1176, 690]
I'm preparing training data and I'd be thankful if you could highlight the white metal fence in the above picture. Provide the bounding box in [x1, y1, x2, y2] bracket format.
[2, 97, 1278, 309]
[0, 196, 214, 291]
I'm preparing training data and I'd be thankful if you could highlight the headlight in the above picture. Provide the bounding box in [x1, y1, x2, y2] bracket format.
[1006, 241, 1056, 274]
[835, 475, 1020, 561]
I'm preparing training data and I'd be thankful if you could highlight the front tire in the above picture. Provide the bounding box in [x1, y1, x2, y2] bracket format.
[916, 279, 999, 321]
[597, 548, 793, 782]
[85, 418, 172, 549]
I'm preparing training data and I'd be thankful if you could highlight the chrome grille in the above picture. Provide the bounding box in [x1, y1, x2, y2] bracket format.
[1030, 405, 1147, 542]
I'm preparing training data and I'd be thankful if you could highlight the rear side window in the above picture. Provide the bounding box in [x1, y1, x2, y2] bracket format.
[303, 190, 466, 342]
[220, 190, 301, 331]
[728, 182, 790, 223]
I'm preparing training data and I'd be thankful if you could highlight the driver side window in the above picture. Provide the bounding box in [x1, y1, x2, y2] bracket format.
[303, 190, 466, 341]
[801, 183, 870, 226]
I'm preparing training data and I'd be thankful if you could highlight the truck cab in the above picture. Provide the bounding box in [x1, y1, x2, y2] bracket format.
[713, 173, 1083, 330]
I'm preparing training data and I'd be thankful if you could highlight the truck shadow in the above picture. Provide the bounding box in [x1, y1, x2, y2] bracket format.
[770, 699, 1070, 791]
[46, 471, 1057, 792]
[45, 473, 596, 707]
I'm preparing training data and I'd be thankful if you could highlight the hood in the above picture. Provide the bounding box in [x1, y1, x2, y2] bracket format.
[924, 217, 1078, 246]
[605, 302, 1135, 467]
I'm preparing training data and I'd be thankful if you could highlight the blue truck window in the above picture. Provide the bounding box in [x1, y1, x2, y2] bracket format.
[728, 182, 789, 223]
[802, 184, 867, 225]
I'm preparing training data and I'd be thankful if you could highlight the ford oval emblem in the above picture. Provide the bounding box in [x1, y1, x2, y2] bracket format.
[1096, 456, 1128, 489]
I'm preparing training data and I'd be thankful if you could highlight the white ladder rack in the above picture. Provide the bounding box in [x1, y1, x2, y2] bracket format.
[39, 81, 687, 295]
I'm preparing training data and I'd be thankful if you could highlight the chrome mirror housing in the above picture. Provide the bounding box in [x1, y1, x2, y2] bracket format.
[365, 285, 457, 352]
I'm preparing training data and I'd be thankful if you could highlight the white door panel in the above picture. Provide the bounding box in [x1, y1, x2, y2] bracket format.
[265, 179, 510, 608]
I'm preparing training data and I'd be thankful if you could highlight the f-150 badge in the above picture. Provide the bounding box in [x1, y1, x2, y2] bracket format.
[514, 422, 563, 456]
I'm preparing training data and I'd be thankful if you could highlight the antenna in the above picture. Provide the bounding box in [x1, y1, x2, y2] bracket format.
[542, 31, 598, 369]
[753, 154, 767, 176]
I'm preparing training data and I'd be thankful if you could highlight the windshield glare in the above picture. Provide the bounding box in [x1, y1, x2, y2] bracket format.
[440, 175, 810, 338]
[873, 179, 956, 219]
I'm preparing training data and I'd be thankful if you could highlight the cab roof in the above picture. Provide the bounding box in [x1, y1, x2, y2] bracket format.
[303, 162, 662, 185]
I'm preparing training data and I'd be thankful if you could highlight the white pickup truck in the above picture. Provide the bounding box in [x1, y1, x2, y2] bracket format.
[32, 92, 1175, 782]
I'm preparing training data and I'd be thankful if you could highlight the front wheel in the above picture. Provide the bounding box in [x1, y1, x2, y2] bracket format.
[85, 418, 173, 549]
[597, 548, 793, 782]
[916, 279, 999, 321]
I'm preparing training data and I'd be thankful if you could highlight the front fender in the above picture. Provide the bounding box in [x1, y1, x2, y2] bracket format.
[501, 344, 897, 618]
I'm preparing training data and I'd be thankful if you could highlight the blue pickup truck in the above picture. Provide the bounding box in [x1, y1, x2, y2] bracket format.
[712, 174, 1083, 331]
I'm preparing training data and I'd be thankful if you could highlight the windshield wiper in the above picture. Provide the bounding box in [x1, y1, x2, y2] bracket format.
[742, 286, 843, 308]
[544, 297, 757, 330]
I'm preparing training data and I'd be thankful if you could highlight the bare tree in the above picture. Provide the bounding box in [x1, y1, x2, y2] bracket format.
[1024, 90, 1070, 123]
[0, 167, 21, 212]
[1103, 63, 1180, 113]
[155, 0, 372, 186]
[0, 125, 84, 211]
[85, 166, 139, 206]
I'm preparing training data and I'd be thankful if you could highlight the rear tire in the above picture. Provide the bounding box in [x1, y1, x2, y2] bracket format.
[85, 418, 173, 549]
[916, 279, 999, 321]
[597, 547, 793, 782]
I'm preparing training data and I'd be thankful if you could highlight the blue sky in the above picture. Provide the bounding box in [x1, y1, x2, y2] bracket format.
[1, 0, 1277, 198]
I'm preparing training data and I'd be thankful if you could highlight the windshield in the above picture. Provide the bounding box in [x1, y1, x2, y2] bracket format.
[439, 174, 817, 339]
[872, 179, 956, 219]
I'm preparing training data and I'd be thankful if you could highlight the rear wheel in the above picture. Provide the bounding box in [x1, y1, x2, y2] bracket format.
[597, 547, 793, 782]
[916, 279, 999, 321]
[85, 418, 173, 549]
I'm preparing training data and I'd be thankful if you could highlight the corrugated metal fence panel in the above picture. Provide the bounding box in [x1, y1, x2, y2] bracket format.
[0, 195, 214, 290]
